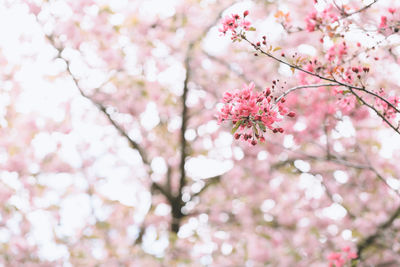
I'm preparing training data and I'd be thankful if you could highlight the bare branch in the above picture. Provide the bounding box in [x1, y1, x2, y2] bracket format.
[340, 0, 379, 18]
[353, 204, 400, 264]
[275, 83, 338, 104]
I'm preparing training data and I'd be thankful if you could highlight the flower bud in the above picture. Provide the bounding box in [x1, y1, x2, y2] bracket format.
[243, 10, 249, 17]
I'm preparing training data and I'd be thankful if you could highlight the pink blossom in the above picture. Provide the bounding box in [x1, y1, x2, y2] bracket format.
[379, 16, 388, 28]
[305, 11, 317, 32]
[328, 247, 357, 267]
[219, 12, 253, 40]
[219, 15, 238, 35]
[26, 1, 41, 16]
[240, 19, 251, 30]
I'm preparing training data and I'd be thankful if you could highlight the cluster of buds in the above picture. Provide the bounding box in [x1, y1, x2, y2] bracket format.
[340, 65, 370, 83]
[219, 10, 254, 41]
[217, 82, 295, 145]
[331, 65, 370, 84]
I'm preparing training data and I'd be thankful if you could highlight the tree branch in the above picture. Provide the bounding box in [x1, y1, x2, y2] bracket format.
[275, 83, 338, 104]
[190, 176, 221, 200]
[349, 88, 400, 135]
[353, 204, 400, 265]
[339, 0, 379, 18]
[46, 35, 151, 165]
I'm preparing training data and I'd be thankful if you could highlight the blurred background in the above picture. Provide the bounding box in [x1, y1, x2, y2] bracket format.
[1, 0, 400, 266]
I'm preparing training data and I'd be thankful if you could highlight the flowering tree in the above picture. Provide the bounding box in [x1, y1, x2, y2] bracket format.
[1, 0, 400, 266]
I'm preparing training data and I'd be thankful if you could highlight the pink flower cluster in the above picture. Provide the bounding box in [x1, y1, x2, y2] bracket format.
[219, 10, 252, 40]
[327, 246, 357, 267]
[326, 42, 347, 62]
[305, 5, 339, 32]
[378, 8, 399, 35]
[217, 82, 295, 145]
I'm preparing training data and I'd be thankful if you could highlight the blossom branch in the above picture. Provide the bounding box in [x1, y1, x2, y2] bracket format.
[240, 37, 400, 134]
[242, 37, 400, 115]
[349, 88, 400, 135]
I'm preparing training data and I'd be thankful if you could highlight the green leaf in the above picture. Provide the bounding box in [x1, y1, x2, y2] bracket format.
[248, 27, 256, 31]
[273, 46, 281, 52]
[258, 122, 266, 132]
[253, 125, 259, 136]
[342, 90, 350, 95]
[231, 120, 242, 134]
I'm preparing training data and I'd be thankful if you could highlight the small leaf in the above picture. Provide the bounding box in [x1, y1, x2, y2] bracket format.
[356, 97, 363, 106]
[231, 120, 242, 134]
[273, 46, 282, 52]
[248, 27, 256, 31]
[258, 122, 266, 132]
[290, 67, 295, 74]
[342, 90, 350, 95]
[253, 125, 259, 136]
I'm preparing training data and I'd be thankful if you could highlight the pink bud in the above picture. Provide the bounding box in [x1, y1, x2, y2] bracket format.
[243, 10, 249, 17]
